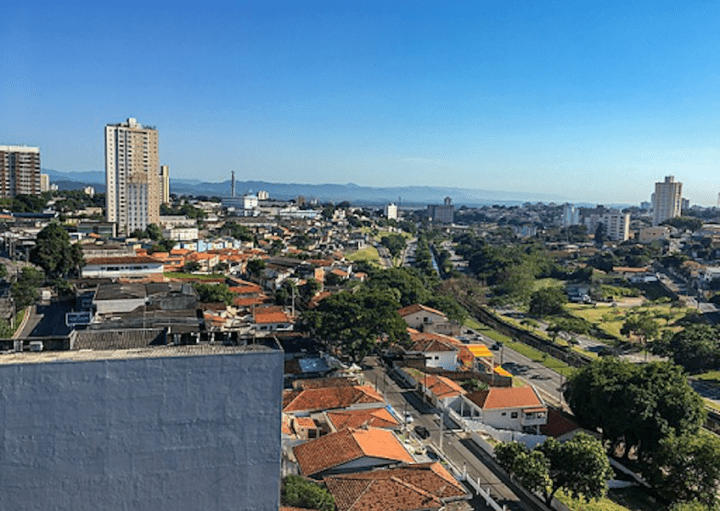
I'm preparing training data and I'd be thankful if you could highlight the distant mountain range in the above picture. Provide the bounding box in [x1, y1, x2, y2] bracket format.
[42, 168, 572, 207]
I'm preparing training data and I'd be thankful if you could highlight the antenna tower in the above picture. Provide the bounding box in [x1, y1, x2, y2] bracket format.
[231, 170, 236, 197]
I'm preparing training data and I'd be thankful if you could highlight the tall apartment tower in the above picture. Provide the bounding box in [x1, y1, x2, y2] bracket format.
[0, 145, 41, 198]
[652, 175, 682, 226]
[105, 118, 160, 235]
[159, 165, 170, 205]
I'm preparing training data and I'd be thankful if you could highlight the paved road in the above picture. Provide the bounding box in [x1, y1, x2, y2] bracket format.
[18, 297, 73, 338]
[363, 357, 535, 511]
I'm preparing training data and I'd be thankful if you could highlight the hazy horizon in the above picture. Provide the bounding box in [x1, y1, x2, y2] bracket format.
[3, 1, 720, 205]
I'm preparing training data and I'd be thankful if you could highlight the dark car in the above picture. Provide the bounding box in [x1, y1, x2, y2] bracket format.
[414, 425, 430, 439]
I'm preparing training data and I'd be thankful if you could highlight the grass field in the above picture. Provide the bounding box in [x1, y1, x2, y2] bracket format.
[557, 486, 661, 511]
[695, 370, 720, 385]
[345, 246, 382, 266]
[565, 303, 687, 342]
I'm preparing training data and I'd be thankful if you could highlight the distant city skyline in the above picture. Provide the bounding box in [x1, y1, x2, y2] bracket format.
[3, 1, 720, 205]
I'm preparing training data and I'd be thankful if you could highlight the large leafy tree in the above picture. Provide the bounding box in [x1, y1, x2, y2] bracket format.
[30, 222, 84, 279]
[298, 288, 410, 363]
[652, 324, 719, 374]
[380, 233, 407, 259]
[192, 283, 234, 306]
[564, 358, 705, 460]
[529, 287, 567, 317]
[11, 267, 45, 309]
[497, 433, 612, 505]
[649, 433, 720, 509]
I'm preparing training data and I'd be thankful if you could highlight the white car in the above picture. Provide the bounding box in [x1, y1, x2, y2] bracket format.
[404, 412, 414, 424]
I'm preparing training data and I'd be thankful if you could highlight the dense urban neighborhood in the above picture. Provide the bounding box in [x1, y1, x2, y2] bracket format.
[0, 156, 720, 511]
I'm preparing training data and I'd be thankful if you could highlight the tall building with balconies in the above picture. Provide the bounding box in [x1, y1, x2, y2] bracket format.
[0, 145, 41, 198]
[652, 175, 682, 226]
[105, 118, 161, 235]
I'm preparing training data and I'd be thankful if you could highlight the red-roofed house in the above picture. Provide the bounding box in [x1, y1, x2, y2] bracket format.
[283, 385, 385, 415]
[406, 331, 459, 371]
[460, 386, 547, 433]
[293, 427, 414, 478]
[398, 304, 447, 330]
[324, 463, 471, 511]
[254, 308, 293, 333]
[325, 408, 400, 432]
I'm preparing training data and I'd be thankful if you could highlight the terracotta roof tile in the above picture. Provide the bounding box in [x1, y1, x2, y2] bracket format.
[326, 408, 399, 431]
[397, 303, 447, 319]
[283, 386, 385, 413]
[293, 428, 413, 477]
[466, 386, 544, 410]
[324, 462, 469, 511]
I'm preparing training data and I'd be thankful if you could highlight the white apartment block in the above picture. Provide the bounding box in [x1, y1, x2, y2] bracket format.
[384, 203, 398, 220]
[580, 207, 630, 242]
[160, 165, 170, 205]
[105, 118, 161, 235]
[652, 175, 682, 226]
[0, 145, 41, 198]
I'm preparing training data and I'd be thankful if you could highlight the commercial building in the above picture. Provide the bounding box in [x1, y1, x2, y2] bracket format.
[0, 145, 41, 198]
[0, 342, 284, 511]
[652, 175, 682, 226]
[105, 118, 161, 235]
[428, 197, 454, 224]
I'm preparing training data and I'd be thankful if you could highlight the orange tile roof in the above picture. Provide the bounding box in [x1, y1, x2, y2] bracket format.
[541, 408, 580, 438]
[424, 375, 466, 399]
[324, 462, 468, 511]
[254, 310, 291, 324]
[466, 386, 544, 410]
[283, 386, 384, 413]
[293, 427, 413, 477]
[229, 284, 263, 294]
[293, 416, 318, 430]
[233, 296, 266, 307]
[326, 408, 399, 431]
[407, 335, 457, 353]
[397, 303, 447, 319]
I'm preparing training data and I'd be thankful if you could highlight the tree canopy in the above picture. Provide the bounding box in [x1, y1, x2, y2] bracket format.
[30, 222, 84, 279]
[11, 266, 45, 309]
[192, 283, 234, 306]
[652, 324, 719, 374]
[564, 358, 705, 460]
[281, 475, 335, 511]
[496, 433, 612, 505]
[298, 287, 409, 363]
[529, 287, 567, 316]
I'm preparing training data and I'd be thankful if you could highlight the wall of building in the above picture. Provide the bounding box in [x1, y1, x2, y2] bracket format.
[0, 350, 283, 511]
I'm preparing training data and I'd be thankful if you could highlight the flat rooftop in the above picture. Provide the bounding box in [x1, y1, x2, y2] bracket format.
[0, 343, 278, 366]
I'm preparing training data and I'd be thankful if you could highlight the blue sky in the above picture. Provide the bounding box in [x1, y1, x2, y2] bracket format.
[2, 1, 720, 205]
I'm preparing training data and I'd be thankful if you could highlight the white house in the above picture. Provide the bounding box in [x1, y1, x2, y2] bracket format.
[405, 334, 458, 371]
[81, 256, 164, 279]
[458, 386, 547, 434]
[398, 304, 448, 330]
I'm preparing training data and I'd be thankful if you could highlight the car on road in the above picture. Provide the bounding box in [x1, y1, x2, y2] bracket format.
[404, 412, 414, 424]
[414, 425, 430, 439]
[490, 342, 502, 350]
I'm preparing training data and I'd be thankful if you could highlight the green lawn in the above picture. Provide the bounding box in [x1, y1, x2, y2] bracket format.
[557, 486, 661, 511]
[565, 303, 687, 342]
[345, 246, 382, 266]
[692, 371, 720, 385]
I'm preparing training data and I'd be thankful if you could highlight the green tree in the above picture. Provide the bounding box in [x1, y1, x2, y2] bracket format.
[0, 264, 7, 281]
[497, 433, 612, 505]
[650, 433, 720, 509]
[146, 223, 163, 241]
[495, 441, 550, 496]
[620, 312, 660, 358]
[246, 258, 266, 277]
[192, 283, 234, 305]
[298, 288, 410, 363]
[564, 358, 705, 460]
[300, 278, 322, 300]
[281, 475, 335, 511]
[380, 234, 407, 259]
[652, 324, 719, 374]
[30, 223, 84, 279]
[538, 434, 613, 504]
[529, 287, 567, 316]
[594, 222, 607, 245]
[11, 267, 45, 309]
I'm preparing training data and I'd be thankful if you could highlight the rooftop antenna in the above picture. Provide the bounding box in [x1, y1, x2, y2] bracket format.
[231, 170, 236, 197]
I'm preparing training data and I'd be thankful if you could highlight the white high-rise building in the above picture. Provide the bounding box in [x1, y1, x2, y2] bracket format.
[652, 175, 682, 226]
[384, 203, 398, 220]
[105, 118, 160, 235]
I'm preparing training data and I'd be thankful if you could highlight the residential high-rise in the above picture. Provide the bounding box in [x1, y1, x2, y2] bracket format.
[428, 196, 454, 224]
[105, 118, 160, 235]
[652, 175, 682, 226]
[159, 164, 170, 205]
[0, 145, 41, 198]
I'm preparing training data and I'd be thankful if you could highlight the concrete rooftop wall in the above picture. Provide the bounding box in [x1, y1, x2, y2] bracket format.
[0, 350, 283, 511]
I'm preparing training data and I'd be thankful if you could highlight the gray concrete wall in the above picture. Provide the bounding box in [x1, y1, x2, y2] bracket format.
[0, 351, 283, 511]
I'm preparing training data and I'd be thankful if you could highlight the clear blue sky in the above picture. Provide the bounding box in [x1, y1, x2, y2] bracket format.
[2, 1, 720, 205]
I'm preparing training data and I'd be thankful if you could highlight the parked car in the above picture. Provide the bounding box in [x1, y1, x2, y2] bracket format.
[414, 425, 430, 439]
[404, 412, 414, 424]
